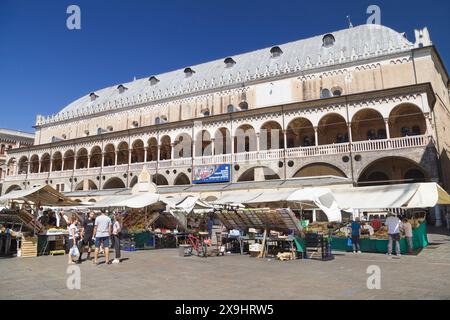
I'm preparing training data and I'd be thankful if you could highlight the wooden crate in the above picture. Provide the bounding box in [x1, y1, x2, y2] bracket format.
[20, 236, 38, 258]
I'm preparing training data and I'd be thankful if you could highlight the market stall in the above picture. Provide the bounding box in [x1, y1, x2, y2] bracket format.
[0, 185, 79, 257]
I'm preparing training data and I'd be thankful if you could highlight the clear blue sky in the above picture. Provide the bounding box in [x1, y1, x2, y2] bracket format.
[1, 0, 449, 132]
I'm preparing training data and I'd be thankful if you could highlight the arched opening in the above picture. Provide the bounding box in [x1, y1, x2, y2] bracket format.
[351, 109, 386, 141]
[18, 156, 28, 175]
[260, 121, 284, 150]
[6, 158, 16, 176]
[51, 152, 63, 172]
[129, 176, 138, 188]
[318, 113, 348, 145]
[63, 150, 75, 171]
[131, 140, 145, 163]
[293, 163, 347, 178]
[239, 101, 249, 111]
[358, 157, 429, 186]
[152, 174, 169, 186]
[103, 144, 115, 167]
[30, 155, 40, 173]
[40, 153, 51, 173]
[90, 146, 102, 168]
[117, 142, 129, 165]
[174, 133, 192, 159]
[286, 118, 315, 148]
[195, 130, 212, 157]
[147, 138, 158, 162]
[76, 149, 88, 169]
[75, 179, 98, 191]
[5, 185, 21, 194]
[103, 177, 126, 190]
[389, 103, 426, 138]
[214, 128, 232, 155]
[174, 173, 191, 185]
[160, 136, 171, 160]
[234, 124, 257, 153]
[238, 167, 280, 182]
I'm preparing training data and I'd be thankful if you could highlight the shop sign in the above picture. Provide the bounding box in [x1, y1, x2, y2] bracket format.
[193, 164, 231, 184]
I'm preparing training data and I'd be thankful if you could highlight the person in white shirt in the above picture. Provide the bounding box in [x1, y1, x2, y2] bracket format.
[402, 218, 413, 253]
[112, 212, 122, 264]
[385, 214, 402, 257]
[67, 215, 80, 265]
[93, 210, 112, 265]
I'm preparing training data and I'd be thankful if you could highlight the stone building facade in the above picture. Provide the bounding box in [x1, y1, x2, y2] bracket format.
[2, 24, 450, 202]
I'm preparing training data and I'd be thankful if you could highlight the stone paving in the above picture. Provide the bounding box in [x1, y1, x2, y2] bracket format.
[1, 228, 450, 300]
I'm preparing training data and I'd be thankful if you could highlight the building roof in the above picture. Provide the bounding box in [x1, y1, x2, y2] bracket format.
[39, 24, 414, 126]
[0, 129, 34, 144]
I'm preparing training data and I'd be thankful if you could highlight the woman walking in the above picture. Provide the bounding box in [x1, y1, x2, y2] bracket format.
[112, 212, 122, 264]
[67, 215, 80, 265]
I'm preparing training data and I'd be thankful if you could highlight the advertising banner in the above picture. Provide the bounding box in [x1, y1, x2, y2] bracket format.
[193, 164, 231, 184]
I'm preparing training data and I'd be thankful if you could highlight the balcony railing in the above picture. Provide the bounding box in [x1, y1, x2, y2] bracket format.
[4, 135, 431, 182]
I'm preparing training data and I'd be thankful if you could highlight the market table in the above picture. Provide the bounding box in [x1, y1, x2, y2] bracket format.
[331, 222, 428, 254]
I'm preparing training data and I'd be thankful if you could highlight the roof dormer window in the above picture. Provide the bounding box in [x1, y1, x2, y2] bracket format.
[89, 92, 99, 102]
[117, 84, 128, 94]
[184, 67, 195, 78]
[224, 57, 236, 68]
[322, 34, 335, 48]
[131, 121, 139, 128]
[149, 76, 160, 86]
[270, 46, 283, 58]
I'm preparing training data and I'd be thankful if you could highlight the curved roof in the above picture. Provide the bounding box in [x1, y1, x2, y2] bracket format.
[53, 24, 413, 121]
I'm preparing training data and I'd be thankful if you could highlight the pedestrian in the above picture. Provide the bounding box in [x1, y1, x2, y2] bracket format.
[79, 211, 96, 263]
[112, 212, 122, 264]
[351, 217, 362, 254]
[371, 215, 382, 232]
[385, 214, 402, 257]
[402, 218, 414, 253]
[67, 215, 81, 265]
[93, 209, 112, 265]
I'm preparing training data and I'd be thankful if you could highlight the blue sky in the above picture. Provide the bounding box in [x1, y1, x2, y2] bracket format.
[1, 0, 449, 132]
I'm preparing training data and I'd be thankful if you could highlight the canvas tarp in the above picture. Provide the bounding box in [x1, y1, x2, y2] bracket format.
[332, 183, 450, 210]
[89, 193, 163, 209]
[0, 185, 78, 207]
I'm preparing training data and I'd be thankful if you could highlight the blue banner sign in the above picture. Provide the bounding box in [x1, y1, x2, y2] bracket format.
[193, 164, 231, 184]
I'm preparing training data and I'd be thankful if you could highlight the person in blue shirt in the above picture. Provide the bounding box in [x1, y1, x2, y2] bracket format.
[351, 217, 362, 254]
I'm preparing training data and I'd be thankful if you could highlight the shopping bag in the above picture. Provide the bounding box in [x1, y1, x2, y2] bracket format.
[347, 238, 353, 247]
[70, 245, 80, 261]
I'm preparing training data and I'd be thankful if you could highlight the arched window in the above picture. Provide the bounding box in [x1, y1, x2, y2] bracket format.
[201, 109, 210, 117]
[227, 105, 235, 113]
[270, 46, 283, 58]
[149, 76, 160, 86]
[401, 127, 410, 137]
[320, 89, 332, 99]
[367, 129, 376, 140]
[322, 34, 335, 48]
[224, 57, 236, 68]
[184, 67, 195, 77]
[239, 101, 248, 111]
[332, 87, 343, 97]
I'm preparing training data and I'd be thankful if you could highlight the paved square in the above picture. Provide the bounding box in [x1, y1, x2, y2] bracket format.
[1, 229, 450, 300]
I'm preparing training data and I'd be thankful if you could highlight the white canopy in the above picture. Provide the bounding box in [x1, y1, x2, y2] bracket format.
[332, 183, 450, 210]
[89, 193, 163, 209]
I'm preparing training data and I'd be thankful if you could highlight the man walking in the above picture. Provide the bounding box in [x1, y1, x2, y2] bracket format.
[385, 213, 402, 257]
[93, 209, 112, 265]
[79, 211, 96, 263]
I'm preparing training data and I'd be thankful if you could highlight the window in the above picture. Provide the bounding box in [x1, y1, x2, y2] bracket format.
[270, 46, 283, 58]
[107, 126, 114, 132]
[62, 134, 67, 140]
[89, 92, 99, 101]
[117, 84, 127, 94]
[227, 105, 235, 113]
[149, 76, 160, 86]
[201, 109, 210, 117]
[320, 89, 332, 99]
[184, 67, 195, 77]
[224, 57, 236, 68]
[401, 127, 410, 137]
[155, 116, 167, 125]
[131, 121, 139, 128]
[322, 34, 335, 48]
[239, 101, 249, 111]
[84, 130, 90, 137]
[331, 87, 343, 97]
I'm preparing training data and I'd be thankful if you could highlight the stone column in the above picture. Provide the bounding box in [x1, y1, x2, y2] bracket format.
[384, 118, 391, 139]
[27, 161, 31, 175]
[61, 158, 65, 172]
[211, 138, 215, 156]
[49, 159, 53, 173]
[87, 155, 91, 169]
[144, 148, 148, 163]
[170, 143, 175, 160]
[314, 127, 319, 147]
[425, 114, 433, 136]
[283, 130, 287, 150]
[157, 145, 161, 161]
[347, 124, 353, 143]
[256, 133, 260, 152]
[128, 149, 132, 164]
[115, 151, 118, 166]
[38, 161, 42, 173]
[101, 153, 105, 168]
